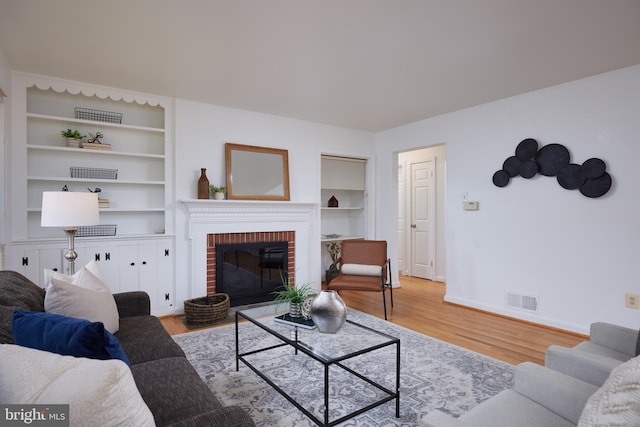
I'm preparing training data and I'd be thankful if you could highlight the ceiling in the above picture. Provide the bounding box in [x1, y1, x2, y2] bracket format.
[1, 0, 639, 132]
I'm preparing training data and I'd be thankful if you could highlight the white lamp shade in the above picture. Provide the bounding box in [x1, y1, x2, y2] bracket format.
[41, 192, 100, 227]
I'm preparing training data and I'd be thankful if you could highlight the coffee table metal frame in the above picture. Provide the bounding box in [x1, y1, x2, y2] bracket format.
[235, 309, 400, 427]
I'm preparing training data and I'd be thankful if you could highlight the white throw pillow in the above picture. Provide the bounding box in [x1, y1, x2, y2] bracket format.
[0, 344, 155, 427]
[578, 355, 640, 426]
[44, 262, 119, 333]
[341, 263, 382, 276]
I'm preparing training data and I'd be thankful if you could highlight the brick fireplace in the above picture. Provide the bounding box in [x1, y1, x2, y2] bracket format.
[181, 200, 318, 307]
[207, 231, 295, 305]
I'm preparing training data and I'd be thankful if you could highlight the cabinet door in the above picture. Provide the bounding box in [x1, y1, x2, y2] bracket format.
[118, 245, 142, 294]
[74, 245, 121, 293]
[155, 245, 174, 312]
[16, 248, 63, 286]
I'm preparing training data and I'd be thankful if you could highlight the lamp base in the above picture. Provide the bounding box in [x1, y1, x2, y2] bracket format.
[63, 227, 78, 275]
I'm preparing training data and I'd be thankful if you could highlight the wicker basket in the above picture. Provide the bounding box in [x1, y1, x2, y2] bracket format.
[184, 294, 230, 325]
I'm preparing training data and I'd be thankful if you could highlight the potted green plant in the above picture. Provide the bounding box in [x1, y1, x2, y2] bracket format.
[61, 129, 86, 147]
[272, 277, 313, 318]
[209, 185, 226, 200]
[325, 241, 341, 284]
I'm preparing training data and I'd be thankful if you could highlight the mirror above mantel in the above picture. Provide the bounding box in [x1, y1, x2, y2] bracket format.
[225, 143, 290, 201]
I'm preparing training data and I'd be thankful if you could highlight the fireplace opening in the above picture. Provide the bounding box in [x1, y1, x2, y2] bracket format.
[216, 241, 289, 307]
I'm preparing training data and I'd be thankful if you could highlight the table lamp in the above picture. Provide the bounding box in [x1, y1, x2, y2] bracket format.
[41, 191, 100, 275]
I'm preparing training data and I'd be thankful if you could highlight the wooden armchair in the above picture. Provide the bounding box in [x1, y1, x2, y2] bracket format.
[327, 240, 393, 320]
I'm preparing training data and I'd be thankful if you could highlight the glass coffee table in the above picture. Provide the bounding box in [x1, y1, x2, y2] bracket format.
[236, 305, 400, 426]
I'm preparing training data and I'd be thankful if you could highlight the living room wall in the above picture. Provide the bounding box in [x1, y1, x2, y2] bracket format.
[173, 99, 375, 306]
[375, 65, 640, 334]
[0, 43, 10, 268]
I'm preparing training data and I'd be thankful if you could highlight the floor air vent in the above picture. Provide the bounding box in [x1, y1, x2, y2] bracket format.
[505, 292, 539, 312]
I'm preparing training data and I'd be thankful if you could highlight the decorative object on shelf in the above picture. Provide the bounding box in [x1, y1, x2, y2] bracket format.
[197, 168, 209, 199]
[184, 294, 230, 325]
[328, 195, 339, 207]
[492, 138, 613, 198]
[70, 167, 118, 180]
[61, 129, 86, 148]
[310, 290, 347, 333]
[74, 107, 123, 124]
[83, 132, 110, 151]
[40, 191, 100, 274]
[271, 276, 313, 319]
[88, 187, 109, 208]
[210, 185, 226, 200]
[76, 224, 117, 237]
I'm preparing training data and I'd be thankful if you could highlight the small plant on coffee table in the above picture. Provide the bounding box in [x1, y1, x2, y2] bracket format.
[272, 275, 313, 318]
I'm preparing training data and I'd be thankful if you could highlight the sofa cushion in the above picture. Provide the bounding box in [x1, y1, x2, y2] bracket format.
[578, 355, 640, 426]
[116, 316, 185, 365]
[132, 357, 223, 427]
[0, 270, 45, 311]
[0, 344, 154, 427]
[12, 310, 129, 365]
[0, 305, 16, 344]
[44, 262, 119, 333]
[457, 389, 576, 427]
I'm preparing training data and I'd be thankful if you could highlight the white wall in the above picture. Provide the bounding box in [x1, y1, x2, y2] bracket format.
[0, 43, 10, 267]
[376, 65, 640, 334]
[174, 99, 375, 307]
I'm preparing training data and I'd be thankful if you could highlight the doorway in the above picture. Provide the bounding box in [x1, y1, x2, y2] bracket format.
[397, 145, 446, 282]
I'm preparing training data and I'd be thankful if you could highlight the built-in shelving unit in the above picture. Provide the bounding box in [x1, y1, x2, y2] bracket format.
[320, 155, 367, 243]
[7, 72, 175, 314]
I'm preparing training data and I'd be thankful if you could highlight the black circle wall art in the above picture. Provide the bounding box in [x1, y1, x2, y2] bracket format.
[535, 143, 570, 176]
[492, 137, 612, 198]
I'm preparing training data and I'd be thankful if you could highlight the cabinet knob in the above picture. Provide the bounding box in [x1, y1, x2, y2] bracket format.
[142, 261, 147, 265]
[130, 262, 135, 266]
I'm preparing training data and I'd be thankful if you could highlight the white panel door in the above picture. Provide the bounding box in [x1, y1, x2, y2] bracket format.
[411, 161, 434, 279]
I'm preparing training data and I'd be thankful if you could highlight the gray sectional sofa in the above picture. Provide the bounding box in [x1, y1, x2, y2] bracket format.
[0, 270, 254, 427]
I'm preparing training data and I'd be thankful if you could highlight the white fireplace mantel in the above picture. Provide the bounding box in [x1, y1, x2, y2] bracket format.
[181, 199, 320, 297]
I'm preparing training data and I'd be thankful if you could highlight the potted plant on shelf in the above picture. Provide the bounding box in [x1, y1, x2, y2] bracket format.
[210, 185, 226, 200]
[272, 276, 313, 318]
[61, 129, 86, 148]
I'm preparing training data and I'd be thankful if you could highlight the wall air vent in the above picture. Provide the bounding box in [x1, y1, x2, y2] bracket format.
[505, 291, 539, 312]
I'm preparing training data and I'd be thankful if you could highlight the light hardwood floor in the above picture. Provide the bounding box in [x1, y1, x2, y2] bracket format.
[160, 276, 586, 365]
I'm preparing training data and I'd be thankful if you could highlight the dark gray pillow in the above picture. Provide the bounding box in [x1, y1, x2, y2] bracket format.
[0, 271, 46, 312]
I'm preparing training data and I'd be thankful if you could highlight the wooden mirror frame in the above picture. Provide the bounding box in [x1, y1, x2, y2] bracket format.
[225, 143, 290, 201]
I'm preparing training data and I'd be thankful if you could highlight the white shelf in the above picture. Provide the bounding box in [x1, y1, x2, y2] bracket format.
[321, 235, 364, 243]
[28, 176, 165, 185]
[27, 144, 165, 159]
[26, 112, 165, 133]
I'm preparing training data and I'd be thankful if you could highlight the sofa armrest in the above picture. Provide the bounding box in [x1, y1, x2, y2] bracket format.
[113, 291, 150, 318]
[165, 406, 255, 427]
[546, 344, 623, 386]
[514, 362, 598, 424]
[589, 322, 639, 357]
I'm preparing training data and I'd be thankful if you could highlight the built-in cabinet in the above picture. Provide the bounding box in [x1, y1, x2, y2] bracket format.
[320, 155, 367, 274]
[7, 73, 175, 315]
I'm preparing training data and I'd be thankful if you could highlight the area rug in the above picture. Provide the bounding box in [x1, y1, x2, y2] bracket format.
[173, 308, 514, 426]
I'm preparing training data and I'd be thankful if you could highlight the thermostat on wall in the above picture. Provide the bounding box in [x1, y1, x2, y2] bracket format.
[463, 201, 479, 211]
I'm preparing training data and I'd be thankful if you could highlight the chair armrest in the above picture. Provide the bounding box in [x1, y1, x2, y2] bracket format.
[546, 345, 623, 386]
[113, 291, 150, 318]
[589, 322, 639, 357]
[514, 362, 598, 424]
[166, 406, 255, 427]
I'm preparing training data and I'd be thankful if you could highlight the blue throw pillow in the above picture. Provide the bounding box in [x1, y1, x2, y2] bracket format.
[12, 310, 130, 366]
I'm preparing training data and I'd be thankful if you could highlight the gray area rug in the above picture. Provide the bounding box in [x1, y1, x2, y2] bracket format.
[173, 308, 514, 426]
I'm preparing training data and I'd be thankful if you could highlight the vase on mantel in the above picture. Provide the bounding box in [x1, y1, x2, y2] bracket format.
[197, 168, 209, 199]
